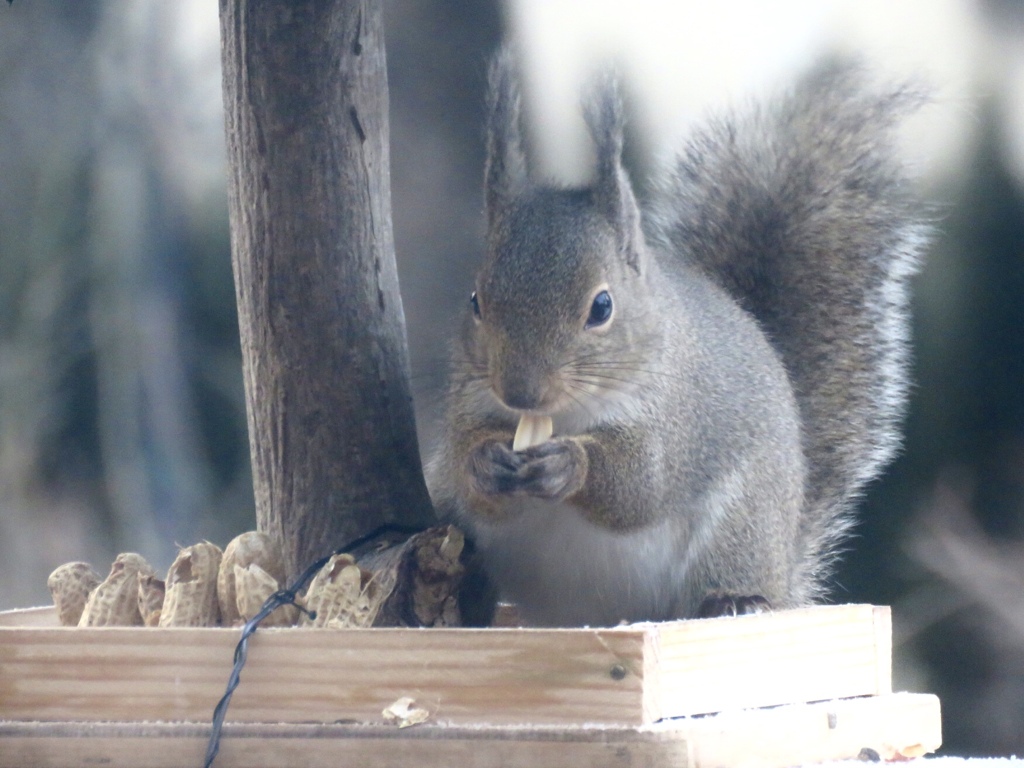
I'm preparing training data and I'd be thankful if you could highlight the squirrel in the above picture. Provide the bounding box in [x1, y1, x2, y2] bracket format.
[425, 47, 927, 627]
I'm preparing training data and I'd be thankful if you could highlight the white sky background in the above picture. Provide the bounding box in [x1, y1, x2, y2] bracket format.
[507, 0, 989, 187]
[159, 0, 1024, 200]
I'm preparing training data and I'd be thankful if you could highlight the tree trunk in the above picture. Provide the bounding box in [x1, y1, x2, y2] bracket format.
[218, 0, 433, 579]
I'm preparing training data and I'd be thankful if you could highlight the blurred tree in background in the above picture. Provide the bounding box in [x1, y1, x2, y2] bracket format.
[1, 0, 1022, 757]
[0, 0, 249, 592]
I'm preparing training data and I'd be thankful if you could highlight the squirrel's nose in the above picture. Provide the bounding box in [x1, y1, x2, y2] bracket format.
[494, 370, 552, 412]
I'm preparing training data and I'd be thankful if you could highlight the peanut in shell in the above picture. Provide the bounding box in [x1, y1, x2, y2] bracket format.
[78, 553, 155, 627]
[48, 562, 102, 626]
[302, 553, 379, 628]
[159, 542, 223, 627]
[234, 562, 298, 627]
[218, 531, 287, 626]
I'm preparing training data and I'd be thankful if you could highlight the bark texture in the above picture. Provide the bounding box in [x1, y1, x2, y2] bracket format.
[218, 0, 433, 579]
[303, 525, 467, 628]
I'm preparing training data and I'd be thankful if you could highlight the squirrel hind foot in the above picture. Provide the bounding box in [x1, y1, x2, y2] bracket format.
[696, 594, 772, 619]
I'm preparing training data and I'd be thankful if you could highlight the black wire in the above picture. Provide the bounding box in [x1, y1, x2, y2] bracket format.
[202, 523, 426, 768]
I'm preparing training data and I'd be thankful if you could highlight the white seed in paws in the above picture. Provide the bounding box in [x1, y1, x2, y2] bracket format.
[513, 414, 553, 451]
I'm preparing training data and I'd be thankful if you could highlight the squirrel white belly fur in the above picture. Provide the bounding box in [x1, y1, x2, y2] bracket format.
[426, 47, 926, 627]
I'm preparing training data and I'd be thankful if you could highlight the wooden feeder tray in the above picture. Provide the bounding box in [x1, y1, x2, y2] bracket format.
[0, 603, 941, 767]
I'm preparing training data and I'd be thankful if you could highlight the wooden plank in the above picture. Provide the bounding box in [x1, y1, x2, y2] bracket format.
[0, 624, 644, 727]
[677, 691, 941, 766]
[0, 607, 58, 628]
[0, 605, 889, 726]
[643, 604, 892, 719]
[0, 693, 941, 768]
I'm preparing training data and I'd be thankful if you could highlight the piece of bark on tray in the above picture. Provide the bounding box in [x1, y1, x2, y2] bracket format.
[302, 525, 467, 628]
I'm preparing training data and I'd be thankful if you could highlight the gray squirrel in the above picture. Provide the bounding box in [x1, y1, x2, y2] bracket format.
[426, 48, 927, 627]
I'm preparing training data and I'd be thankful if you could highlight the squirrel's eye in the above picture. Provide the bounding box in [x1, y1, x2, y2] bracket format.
[470, 291, 481, 319]
[586, 290, 613, 329]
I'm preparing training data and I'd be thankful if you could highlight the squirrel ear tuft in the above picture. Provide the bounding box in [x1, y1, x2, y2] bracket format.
[584, 72, 645, 274]
[485, 46, 529, 228]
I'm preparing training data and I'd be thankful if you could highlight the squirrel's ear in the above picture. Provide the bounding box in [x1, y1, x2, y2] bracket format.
[584, 74, 645, 274]
[485, 46, 529, 229]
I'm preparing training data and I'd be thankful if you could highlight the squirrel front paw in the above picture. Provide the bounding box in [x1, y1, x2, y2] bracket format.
[468, 437, 587, 501]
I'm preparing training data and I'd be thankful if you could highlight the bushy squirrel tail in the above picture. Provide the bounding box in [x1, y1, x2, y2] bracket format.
[649, 59, 928, 599]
